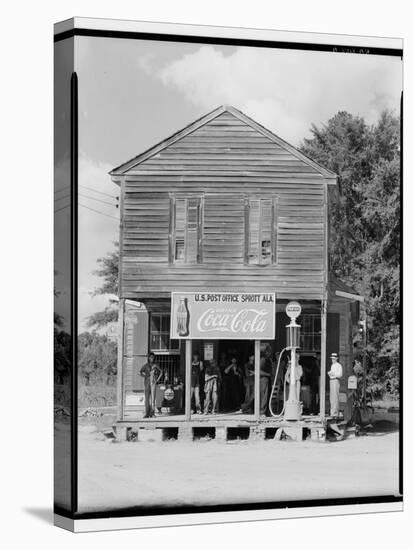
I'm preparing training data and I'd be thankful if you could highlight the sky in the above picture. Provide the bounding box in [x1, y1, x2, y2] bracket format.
[54, 35, 402, 332]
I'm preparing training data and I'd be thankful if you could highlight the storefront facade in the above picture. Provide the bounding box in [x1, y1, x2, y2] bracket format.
[111, 105, 363, 437]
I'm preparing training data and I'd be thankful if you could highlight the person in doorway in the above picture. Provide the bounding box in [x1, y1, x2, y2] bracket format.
[309, 352, 321, 414]
[285, 354, 303, 402]
[223, 356, 243, 411]
[217, 351, 227, 411]
[140, 352, 162, 418]
[259, 355, 272, 415]
[203, 359, 221, 414]
[191, 352, 204, 414]
[240, 354, 255, 413]
[328, 352, 343, 418]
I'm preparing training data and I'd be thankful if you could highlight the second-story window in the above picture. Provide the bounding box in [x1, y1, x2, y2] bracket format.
[172, 196, 202, 263]
[246, 197, 277, 265]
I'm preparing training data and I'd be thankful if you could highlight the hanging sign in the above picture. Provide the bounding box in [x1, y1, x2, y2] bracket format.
[347, 375, 358, 390]
[285, 301, 302, 320]
[170, 292, 276, 340]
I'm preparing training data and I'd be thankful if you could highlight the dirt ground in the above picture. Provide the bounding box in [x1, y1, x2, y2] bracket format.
[73, 422, 400, 513]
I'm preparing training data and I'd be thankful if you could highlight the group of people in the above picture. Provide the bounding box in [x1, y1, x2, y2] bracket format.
[139, 349, 343, 419]
[190, 351, 273, 416]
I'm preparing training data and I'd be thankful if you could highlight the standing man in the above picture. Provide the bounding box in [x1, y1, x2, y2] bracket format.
[240, 354, 255, 413]
[309, 352, 321, 415]
[191, 352, 204, 414]
[259, 356, 272, 416]
[140, 352, 162, 418]
[328, 352, 343, 418]
[203, 359, 221, 414]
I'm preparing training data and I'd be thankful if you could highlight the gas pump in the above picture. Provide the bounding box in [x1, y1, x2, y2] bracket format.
[284, 316, 302, 420]
[269, 301, 302, 420]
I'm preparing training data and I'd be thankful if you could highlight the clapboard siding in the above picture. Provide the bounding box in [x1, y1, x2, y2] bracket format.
[117, 110, 330, 299]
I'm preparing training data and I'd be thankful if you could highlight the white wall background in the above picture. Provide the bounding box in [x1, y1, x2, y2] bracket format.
[0, 0, 410, 548]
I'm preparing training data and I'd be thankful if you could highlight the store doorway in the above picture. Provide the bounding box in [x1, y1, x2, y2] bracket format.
[190, 339, 256, 416]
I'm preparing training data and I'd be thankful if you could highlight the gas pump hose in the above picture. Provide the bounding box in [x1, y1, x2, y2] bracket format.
[269, 347, 289, 418]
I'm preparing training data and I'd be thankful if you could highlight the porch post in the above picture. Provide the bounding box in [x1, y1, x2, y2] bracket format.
[185, 339, 192, 420]
[320, 299, 327, 420]
[116, 298, 125, 421]
[254, 340, 260, 420]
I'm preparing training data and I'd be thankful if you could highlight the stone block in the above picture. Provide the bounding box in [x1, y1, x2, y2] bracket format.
[215, 426, 227, 442]
[310, 427, 326, 442]
[115, 425, 128, 442]
[177, 427, 193, 441]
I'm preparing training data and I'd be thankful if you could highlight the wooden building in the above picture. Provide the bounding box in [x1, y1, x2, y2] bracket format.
[110, 105, 363, 441]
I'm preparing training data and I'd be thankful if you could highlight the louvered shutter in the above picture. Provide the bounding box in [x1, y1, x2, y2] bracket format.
[123, 300, 148, 392]
[248, 199, 260, 263]
[260, 199, 273, 265]
[186, 199, 200, 263]
[175, 198, 186, 261]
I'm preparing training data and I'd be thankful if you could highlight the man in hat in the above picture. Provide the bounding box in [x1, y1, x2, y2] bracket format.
[328, 353, 343, 418]
[140, 352, 162, 418]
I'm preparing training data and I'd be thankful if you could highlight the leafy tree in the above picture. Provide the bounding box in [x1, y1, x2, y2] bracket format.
[78, 332, 117, 385]
[54, 327, 71, 385]
[92, 244, 119, 295]
[54, 270, 71, 384]
[301, 110, 400, 397]
[87, 242, 119, 329]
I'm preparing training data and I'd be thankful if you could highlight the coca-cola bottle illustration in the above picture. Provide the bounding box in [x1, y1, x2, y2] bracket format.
[176, 297, 190, 337]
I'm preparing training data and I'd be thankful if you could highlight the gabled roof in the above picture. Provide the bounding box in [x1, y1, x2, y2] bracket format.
[110, 104, 337, 183]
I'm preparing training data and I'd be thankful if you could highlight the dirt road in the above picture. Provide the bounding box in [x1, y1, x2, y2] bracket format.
[76, 426, 400, 512]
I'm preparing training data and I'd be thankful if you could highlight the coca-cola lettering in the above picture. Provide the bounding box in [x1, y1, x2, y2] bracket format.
[197, 308, 268, 334]
[171, 292, 276, 340]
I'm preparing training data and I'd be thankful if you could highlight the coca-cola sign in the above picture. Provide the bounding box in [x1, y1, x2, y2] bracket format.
[170, 292, 275, 340]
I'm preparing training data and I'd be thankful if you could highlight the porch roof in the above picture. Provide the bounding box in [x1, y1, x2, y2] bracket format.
[328, 275, 364, 303]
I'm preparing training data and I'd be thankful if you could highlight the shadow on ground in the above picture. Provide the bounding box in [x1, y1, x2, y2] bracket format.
[24, 507, 53, 525]
[364, 420, 399, 437]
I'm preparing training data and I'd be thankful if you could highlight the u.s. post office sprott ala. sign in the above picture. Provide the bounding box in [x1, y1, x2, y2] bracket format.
[170, 292, 276, 340]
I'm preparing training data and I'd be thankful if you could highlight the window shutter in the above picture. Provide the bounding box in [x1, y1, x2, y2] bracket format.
[123, 301, 148, 392]
[175, 198, 186, 261]
[260, 199, 273, 265]
[186, 199, 199, 263]
[248, 199, 260, 263]
[247, 198, 275, 265]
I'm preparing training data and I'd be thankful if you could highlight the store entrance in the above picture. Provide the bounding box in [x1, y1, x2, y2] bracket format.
[190, 339, 256, 415]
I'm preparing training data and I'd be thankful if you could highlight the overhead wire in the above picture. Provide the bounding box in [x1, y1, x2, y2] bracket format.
[79, 184, 115, 199]
[79, 203, 119, 221]
[79, 193, 116, 207]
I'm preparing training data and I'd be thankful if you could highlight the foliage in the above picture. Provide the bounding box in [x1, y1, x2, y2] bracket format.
[87, 305, 119, 330]
[78, 332, 118, 386]
[54, 327, 71, 384]
[92, 242, 119, 296]
[301, 110, 400, 397]
[78, 385, 117, 407]
[87, 242, 119, 329]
